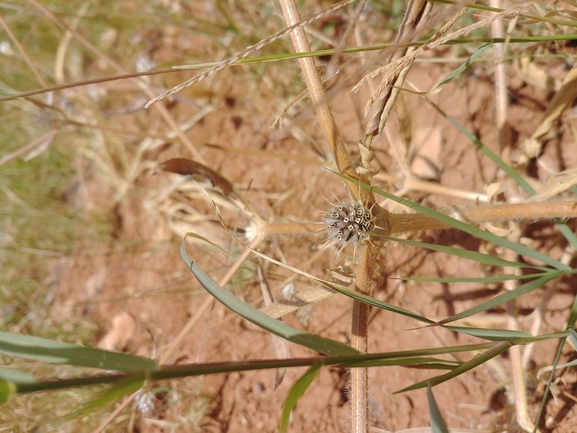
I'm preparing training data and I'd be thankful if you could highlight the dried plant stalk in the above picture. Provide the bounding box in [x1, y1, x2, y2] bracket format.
[387, 200, 577, 234]
[277, 0, 372, 204]
[277, 2, 382, 432]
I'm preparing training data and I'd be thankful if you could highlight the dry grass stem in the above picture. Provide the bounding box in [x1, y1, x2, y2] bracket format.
[278, 0, 367, 202]
[388, 200, 577, 235]
[374, 172, 489, 202]
[490, 0, 510, 153]
[54, 0, 93, 84]
[276, 2, 385, 432]
[503, 234, 541, 433]
[0, 68, 177, 103]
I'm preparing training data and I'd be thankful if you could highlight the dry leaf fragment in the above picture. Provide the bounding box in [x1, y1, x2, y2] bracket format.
[155, 158, 236, 198]
[528, 167, 577, 202]
[514, 57, 561, 92]
[519, 65, 577, 163]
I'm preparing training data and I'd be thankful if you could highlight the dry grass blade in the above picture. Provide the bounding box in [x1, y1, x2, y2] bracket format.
[145, 0, 357, 108]
[528, 168, 577, 201]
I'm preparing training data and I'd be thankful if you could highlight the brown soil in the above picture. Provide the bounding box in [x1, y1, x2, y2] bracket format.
[48, 5, 577, 433]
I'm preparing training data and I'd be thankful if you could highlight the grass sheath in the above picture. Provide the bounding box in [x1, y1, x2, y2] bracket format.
[388, 201, 577, 235]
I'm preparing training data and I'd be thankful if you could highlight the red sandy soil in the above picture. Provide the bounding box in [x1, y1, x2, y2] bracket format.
[52, 9, 577, 433]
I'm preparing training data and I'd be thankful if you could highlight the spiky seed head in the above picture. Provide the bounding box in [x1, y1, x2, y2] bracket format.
[324, 200, 374, 247]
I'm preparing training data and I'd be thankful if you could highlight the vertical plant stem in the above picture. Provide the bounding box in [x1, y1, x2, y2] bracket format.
[349, 243, 382, 433]
[277, 2, 377, 432]
[504, 230, 541, 433]
[490, 0, 509, 153]
[277, 0, 370, 204]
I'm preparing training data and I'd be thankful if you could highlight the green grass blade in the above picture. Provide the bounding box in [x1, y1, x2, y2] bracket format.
[0, 366, 35, 383]
[13, 343, 498, 395]
[435, 273, 560, 325]
[569, 329, 577, 350]
[397, 341, 511, 393]
[556, 221, 577, 250]
[279, 360, 322, 433]
[171, 35, 577, 72]
[428, 384, 449, 433]
[444, 326, 532, 341]
[534, 336, 566, 431]
[512, 331, 569, 345]
[0, 379, 17, 403]
[0, 332, 157, 372]
[566, 289, 577, 328]
[387, 236, 530, 268]
[318, 279, 434, 324]
[405, 362, 459, 371]
[179, 242, 359, 356]
[427, 43, 490, 96]
[401, 272, 551, 283]
[48, 372, 147, 430]
[348, 357, 460, 369]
